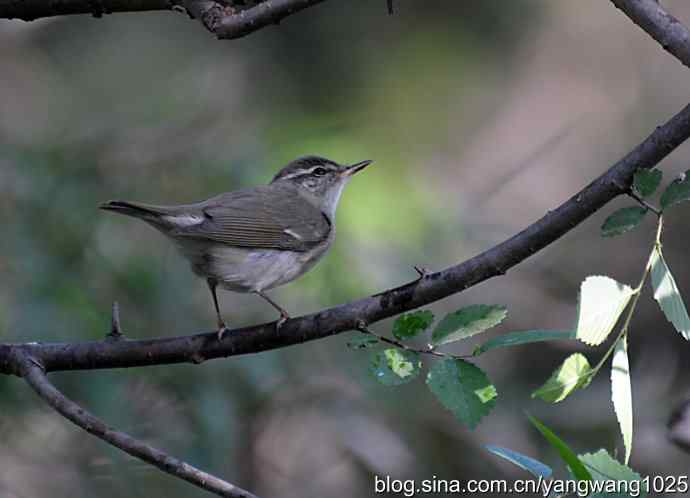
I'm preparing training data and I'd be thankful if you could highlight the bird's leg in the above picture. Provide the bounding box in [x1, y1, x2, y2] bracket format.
[256, 291, 290, 329]
[207, 278, 228, 340]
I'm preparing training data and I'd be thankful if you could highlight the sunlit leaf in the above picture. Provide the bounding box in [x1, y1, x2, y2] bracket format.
[650, 247, 690, 340]
[347, 334, 379, 349]
[660, 170, 690, 210]
[431, 305, 507, 346]
[473, 330, 573, 356]
[601, 207, 647, 238]
[426, 359, 497, 429]
[579, 449, 646, 498]
[532, 353, 593, 403]
[392, 310, 434, 340]
[575, 276, 634, 346]
[633, 169, 662, 198]
[369, 348, 421, 386]
[485, 445, 552, 479]
[611, 335, 633, 465]
[528, 415, 592, 482]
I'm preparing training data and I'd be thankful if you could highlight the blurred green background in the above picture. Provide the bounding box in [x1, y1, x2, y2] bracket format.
[2, 1, 690, 496]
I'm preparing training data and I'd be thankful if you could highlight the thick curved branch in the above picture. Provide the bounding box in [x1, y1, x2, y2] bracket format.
[0, 0, 328, 40]
[17, 352, 259, 498]
[611, 0, 690, 68]
[2, 102, 690, 375]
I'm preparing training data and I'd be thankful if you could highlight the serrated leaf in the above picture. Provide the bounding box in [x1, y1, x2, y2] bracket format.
[575, 276, 634, 346]
[579, 449, 646, 498]
[426, 359, 497, 429]
[369, 348, 421, 386]
[611, 336, 633, 465]
[660, 170, 690, 209]
[392, 310, 434, 340]
[528, 415, 592, 482]
[601, 207, 647, 237]
[347, 334, 379, 349]
[650, 247, 690, 340]
[633, 169, 662, 198]
[431, 305, 507, 346]
[473, 330, 574, 356]
[485, 445, 552, 479]
[532, 353, 593, 403]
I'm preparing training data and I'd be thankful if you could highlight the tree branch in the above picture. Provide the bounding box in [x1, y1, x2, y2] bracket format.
[2, 102, 690, 376]
[0, 0, 328, 40]
[610, 0, 690, 68]
[16, 352, 259, 498]
[184, 0, 327, 39]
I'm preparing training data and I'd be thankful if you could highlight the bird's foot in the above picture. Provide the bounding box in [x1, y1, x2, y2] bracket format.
[217, 322, 229, 341]
[276, 312, 290, 331]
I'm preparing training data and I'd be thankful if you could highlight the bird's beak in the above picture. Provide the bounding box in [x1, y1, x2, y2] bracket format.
[342, 159, 373, 177]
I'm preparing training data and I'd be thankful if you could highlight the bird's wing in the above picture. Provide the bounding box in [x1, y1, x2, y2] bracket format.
[173, 185, 331, 252]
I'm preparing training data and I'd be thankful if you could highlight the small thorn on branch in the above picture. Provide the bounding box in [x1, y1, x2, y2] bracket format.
[414, 265, 432, 282]
[107, 302, 124, 340]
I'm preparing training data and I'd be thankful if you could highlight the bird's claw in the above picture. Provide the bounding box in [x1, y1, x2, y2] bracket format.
[276, 313, 290, 330]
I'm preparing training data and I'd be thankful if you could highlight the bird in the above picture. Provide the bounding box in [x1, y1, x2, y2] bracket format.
[100, 156, 372, 339]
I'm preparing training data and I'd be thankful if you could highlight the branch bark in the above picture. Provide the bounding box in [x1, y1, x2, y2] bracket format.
[611, 0, 690, 68]
[0, 0, 328, 40]
[17, 352, 259, 498]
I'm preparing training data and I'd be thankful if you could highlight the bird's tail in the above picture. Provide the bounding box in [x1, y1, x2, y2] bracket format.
[100, 200, 168, 221]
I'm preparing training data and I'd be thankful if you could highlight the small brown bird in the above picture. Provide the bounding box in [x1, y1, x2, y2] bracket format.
[100, 156, 372, 338]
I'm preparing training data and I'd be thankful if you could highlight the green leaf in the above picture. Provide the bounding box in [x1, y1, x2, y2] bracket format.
[528, 415, 592, 482]
[426, 359, 497, 429]
[601, 207, 647, 237]
[392, 310, 434, 340]
[532, 353, 593, 403]
[579, 449, 646, 498]
[369, 348, 422, 386]
[347, 334, 379, 349]
[473, 330, 574, 356]
[431, 305, 507, 346]
[575, 276, 634, 346]
[484, 445, 552, 479]
[611, 336, 633, 465]
[650, 247, 690, 340]
[633, 169, 662, 198]
[660, 170, 690, 209]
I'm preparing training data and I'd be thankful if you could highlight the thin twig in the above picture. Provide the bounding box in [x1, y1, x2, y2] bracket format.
[18, 354, 259, 498]
[356, 323, 472, 360]
[107, 301, 124, 340]
[627, 190, 662, 216]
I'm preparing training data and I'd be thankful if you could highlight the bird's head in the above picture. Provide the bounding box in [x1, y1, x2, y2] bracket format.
[271, 155, 372, 217]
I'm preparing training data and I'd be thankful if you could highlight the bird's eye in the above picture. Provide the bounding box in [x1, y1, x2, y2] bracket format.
[313, 167, 328, 176]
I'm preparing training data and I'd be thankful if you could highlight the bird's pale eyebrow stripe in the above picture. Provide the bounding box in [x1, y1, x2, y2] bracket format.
[279, 164, 336, 181]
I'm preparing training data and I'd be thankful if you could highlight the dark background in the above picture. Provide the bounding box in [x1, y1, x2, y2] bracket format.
[1, 1, 690, 496]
